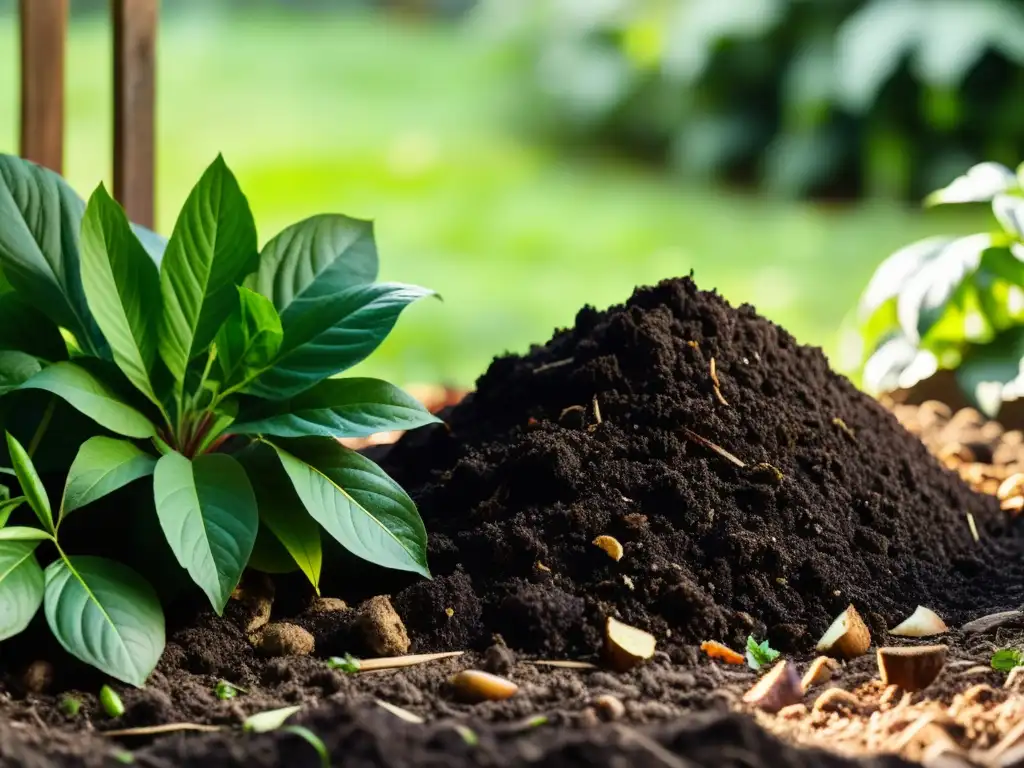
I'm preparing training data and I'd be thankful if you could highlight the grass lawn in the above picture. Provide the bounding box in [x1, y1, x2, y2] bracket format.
[0, 7, 983, 388]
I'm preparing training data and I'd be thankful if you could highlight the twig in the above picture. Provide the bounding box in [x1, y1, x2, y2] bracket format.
[101, 723, 223, 737]
[358, 651, 464, 672]
[682, 429, 745, 468]
[592, 396, 602, 425]
[709, 358, 728, 406]
[532, 357, 574, 374]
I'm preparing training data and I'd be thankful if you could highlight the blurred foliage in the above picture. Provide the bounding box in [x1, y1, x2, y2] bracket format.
[481, 0, 1024, 199]
[855, 162, 1024, 416]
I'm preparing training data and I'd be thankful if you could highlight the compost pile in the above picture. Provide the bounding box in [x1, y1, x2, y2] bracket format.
[383, 276, 1023, 658]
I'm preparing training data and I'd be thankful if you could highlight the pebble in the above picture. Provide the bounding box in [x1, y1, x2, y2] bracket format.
[252, 622, 315, 657]
[356, 596, 410, 656]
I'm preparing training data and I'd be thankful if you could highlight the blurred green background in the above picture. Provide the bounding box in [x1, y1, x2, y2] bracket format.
[0, 0, 1002, 389]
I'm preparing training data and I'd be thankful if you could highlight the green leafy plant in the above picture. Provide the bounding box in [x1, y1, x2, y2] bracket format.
[745, 635, 780, 671]
[853, 161, 1024, 415]
[483, 0, 1024, 199]
[326, 653, 361, 674]
[991, 647, 1024, 671]
[0, 154, 439, 686]
[215, 680, 245, 700]
[243, 706, 329, 768]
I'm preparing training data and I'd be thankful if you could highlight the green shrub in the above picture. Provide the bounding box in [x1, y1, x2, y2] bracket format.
[855, 161, 1024, 415]
[482, 0, 1024, 198]
[0, 154, 438, 685]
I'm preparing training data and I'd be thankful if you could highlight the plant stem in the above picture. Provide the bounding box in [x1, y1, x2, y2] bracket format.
[27, 398, 56, 458]
[191, 348, 218, 412]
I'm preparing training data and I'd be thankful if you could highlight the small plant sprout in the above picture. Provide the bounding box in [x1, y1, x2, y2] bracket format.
[243, 706, 328, 768]
[215, 680, 245, 700]
[0, 153, 441, 686]
[100, 685, 125, 718]
[992, 648, 1024, 672]
[59, 695, 82, 717]
[326, 654, 361, 674]
[745, 636, 781, 671]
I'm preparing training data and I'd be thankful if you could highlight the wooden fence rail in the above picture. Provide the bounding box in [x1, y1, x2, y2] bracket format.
[18, 0, 158, 228]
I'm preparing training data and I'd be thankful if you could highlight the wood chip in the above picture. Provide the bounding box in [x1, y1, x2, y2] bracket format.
[801, 656, 840, 691]
[358, 651, 465, 672]
[682, 428, 745, 468]
[603, 617, 656, 672]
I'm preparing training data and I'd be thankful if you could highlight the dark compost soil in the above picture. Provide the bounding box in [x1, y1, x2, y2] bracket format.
[2, 275, 1023, 767]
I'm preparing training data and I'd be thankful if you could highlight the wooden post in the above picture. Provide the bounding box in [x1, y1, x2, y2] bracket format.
[113, 0, 158, 228]
[19, 0, 68, 173]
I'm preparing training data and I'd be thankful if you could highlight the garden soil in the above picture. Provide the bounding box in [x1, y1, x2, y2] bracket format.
[3, 275, 1024, 767]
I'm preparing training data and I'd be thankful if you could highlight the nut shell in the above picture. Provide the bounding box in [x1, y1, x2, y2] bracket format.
[743, 661, 803, 713]
[815, 605, 871, 659]
[877, 645, 947, 692]
[602, 616, 656, 672]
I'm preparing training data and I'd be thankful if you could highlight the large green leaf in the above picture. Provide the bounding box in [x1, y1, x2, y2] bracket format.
[925, 162, 1020, 206]
[242, 449, 322, 590]
[43, 556, 164, 687]
[0, 155, 105, 357]
[158, 156, 258, 390]
[955, 327, 1024, 417]
[80, 185, 163, 407]
[246, 215, 379, 313]
[131, 223, 167, 266]
[215, 286, 282, 387]
[269, 437, 429, 577]
[246, 283, 434, 400]
[0, 293, 67, 361]
[5, 432, 53, 534]
[233, 377, 440, 438]
[0, 539, 44, 640]
[0, 495, 26, 528]
[0, 351, 42, 395]
[20, 362, 156, 438]
[61, 437, 157, 520]
[152, 451, 258, 613]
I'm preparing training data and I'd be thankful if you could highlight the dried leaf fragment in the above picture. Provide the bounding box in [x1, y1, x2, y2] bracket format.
[603, 617, 656, 672]
[815, 605, 871, 659]
[593, 535, 624, 561]
[700, 640, 744, 665]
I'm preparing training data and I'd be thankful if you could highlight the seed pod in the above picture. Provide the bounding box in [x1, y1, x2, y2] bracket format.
[449, 670, 519, 703]
[877, 645, 947, 692]
[602, 617, 656, 672]
[815, 605, 871, 659]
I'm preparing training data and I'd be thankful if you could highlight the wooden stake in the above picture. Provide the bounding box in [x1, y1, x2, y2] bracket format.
[19, 0, 67, 172]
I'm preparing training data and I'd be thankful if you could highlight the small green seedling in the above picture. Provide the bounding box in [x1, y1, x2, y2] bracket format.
[745, 635, 780, 671]
[991, 648, 1024, 672]
[326, 654, 361, 674]
[112, 749, 134, 765]
[215, 680, 245, 701]
[453, 724, 479, 746]
[59, 695, 81, 717]
[100, 685, 125, 718]
[243, 706, 328, 768]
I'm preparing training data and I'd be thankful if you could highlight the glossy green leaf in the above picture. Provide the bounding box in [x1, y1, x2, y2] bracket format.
[242, 449, 322, 590]
[131, 224, 167, 266]
[233, 377, 440, 438]
[152, 452, 258, 613]
[269, 437, 428, 577]
[0, 539, 44, 640]
[194, 401, 238, 455]
[5, 432, 52, 534]
[61, 437, 157, 520]
[248, 523, 301, 575]
[80, 185, 163, 406]
[43, 555, 165, 687]
[994, 194, 1024, 240]
[0, 293, 67, 361]
[215, 286, 282, 387]
[246, 214, 378, 313]
[0, 350, 42, 395]
[0, 155, 105, 357]
[20, 362, 156, 438]
[246, 283, 434, 400]
[955, 327, 1024, 417]
[0, 526, 53, 541]
[158, 156, 258, 391]
[281, 725, 329, 768]
[0, 495, 26, 528]
[859, 236, 956, 321]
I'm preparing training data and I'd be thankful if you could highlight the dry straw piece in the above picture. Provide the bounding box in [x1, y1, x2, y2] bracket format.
[358, 651, 465, 672]
[527, 659, 598, 670]
[815, 605, 871, 660]
[603, 617, 656, 672]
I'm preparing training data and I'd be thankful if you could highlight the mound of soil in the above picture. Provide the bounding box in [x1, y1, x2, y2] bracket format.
[381, 276, 1024, 657]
